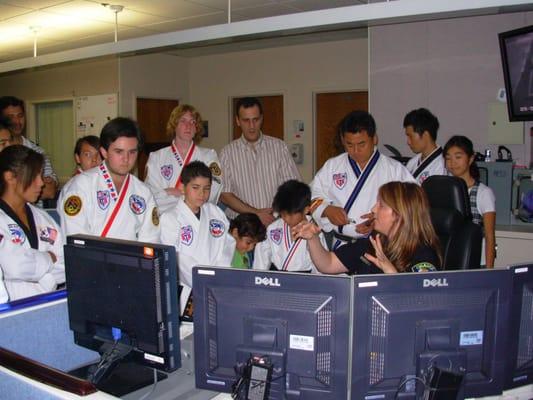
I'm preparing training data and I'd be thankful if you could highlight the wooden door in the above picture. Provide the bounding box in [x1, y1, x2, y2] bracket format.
[136, 98, 179, 180]
[232, 95, 284, 140]
[315, 91, 368, 172]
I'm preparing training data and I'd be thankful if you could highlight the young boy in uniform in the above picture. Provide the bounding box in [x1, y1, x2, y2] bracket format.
[254, 180, 326, 273]
[229, 213, 266, 269]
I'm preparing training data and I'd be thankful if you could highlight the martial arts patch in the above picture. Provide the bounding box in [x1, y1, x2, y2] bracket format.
[97, 190, 111, 210]
[64, 195, 82, 216]
[270, 228, 282, 245]
[419, 171, 430, 184]
[39, 226, 58, 245]
[209, 219, 225, 238]
[181, 225, 193, 246]
[160, 164, 173, 180]
[152, 207, 160, 226]
[411, 262, 437, 272]
[209, 162, 222, 177]
[129, 194, 146, 215]
[333, 172, 347, 189]
[8, 224, 25, 245]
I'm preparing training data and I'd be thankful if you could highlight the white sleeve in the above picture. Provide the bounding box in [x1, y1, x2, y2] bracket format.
[137, 193, 161, 244]
[0, 268, 9, 303]
[253, 239, 272, 270]
[477, 186, 496, 215]
[145, 152, 179, 213]
[206, 149, 224, 204]
[0, 248, 54, 282]
[160, 211, 193, 289]
[310, 162, 336, 232]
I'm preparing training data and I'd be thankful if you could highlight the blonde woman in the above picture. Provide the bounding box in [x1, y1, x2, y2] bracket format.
[145, 104, 223, 213]
[293, 181, 442, 274]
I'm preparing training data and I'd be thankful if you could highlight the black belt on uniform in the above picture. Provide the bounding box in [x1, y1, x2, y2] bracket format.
[333, 231, 358, 244]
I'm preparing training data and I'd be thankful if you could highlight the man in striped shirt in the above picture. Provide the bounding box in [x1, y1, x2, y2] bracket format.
[220, 97, 301, 226]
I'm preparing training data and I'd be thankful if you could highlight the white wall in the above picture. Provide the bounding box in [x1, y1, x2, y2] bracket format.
[188, 37, 369, 182]
[370, 11, 533, 166]
[118, 53, 190, 118]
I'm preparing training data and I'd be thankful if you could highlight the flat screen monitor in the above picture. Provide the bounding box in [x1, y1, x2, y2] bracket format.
[351, 269, 511, 399]
[64, 234, 181, 396]
[193, 267, 351, 400]
[505, 263, 533, 389]
[499, 24, 533, 121]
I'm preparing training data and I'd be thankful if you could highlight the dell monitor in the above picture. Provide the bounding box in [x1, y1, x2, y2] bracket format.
[505, 263, 533, 389]
[499, 24, 533, 121]
[193, 267, 351, 400]
[351, 269, 511, 399]
[64, 234, 181, 396]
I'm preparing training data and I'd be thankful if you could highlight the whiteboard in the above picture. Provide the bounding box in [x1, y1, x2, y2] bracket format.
[75, 93, 118, 138]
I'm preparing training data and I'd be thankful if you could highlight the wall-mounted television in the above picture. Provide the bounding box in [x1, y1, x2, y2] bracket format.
[499, 25, 533, 121]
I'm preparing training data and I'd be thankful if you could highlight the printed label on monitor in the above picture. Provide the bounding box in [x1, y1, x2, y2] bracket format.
[459, 330, 483, 346]
[289, 334, 314, 351]
[144, 353, 164, 364]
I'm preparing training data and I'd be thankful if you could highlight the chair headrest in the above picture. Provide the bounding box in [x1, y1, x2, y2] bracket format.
[429, 208, 464, 235]
[422, 176, 472, 219]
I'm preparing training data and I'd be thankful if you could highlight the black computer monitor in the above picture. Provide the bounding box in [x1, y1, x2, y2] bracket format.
[193, 267, 351, 399]
[64, 234, 181, 396]
[351, 269, 511, 400]
[505, 263, 533, 389]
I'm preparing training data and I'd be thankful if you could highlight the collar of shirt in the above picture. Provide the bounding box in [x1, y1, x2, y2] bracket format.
[238, 132, 264, 151]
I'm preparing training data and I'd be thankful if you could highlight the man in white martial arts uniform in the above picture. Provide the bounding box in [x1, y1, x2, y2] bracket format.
[404, 108, 447, 184]
[311, 110, 415, 250]
[145, 104, 223, 214]
[58, 117, 160, 243]
[161, 161, 234, 291]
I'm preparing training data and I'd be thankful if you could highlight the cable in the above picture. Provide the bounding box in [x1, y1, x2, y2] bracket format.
[138, 368, 159, 400]
[394, 376, 427, 399]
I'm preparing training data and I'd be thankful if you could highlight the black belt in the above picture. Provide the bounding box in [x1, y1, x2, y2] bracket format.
[333, 231, 358, 244]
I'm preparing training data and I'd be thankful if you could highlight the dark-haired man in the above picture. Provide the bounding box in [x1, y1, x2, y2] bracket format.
[0, 96, 58, 199]
[220, 97, 300, 226]
[311, 110, 414, 250]
[58, 117, 160, 242]
[404, 108, 446, 184]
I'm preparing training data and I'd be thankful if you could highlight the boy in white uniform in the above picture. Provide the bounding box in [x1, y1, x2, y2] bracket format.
[311, 111, 414, 250]
[254, 180, 326, 272]
[160, 161, 234, 290]
[404, 108, 447, 184]
[58, 117, 160, 243]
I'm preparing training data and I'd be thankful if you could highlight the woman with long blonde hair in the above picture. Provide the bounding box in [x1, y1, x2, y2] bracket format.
[293, 181, 441, 274]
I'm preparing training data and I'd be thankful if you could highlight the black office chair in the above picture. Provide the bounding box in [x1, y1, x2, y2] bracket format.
[422, 176, 482, 270]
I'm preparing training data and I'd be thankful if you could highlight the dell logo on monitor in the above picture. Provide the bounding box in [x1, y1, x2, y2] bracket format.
[254, 276, 281, 287]
[423, 278, 449, 287]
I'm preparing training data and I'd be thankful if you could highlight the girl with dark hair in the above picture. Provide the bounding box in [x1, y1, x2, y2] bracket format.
[293, 181, 441, 274]
[443, 135, 496, 267]
[0, 145, 65, 301]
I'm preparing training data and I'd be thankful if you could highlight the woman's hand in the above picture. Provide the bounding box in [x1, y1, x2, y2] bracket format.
[292, 220, 321, 240]
[364, 234, 398, 274]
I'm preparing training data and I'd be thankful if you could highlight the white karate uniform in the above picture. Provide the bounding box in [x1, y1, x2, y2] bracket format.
[58, 162, 160, 243]
[0, 203, 65, 301]
[254, 217, 326, 273]
[145, 144, 223, 213]
[311, 150, 415, 239]
[406, 147, 447, 184]
[160, 198, 235, 289]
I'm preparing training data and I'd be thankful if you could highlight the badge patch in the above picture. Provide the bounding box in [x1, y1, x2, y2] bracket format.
[209, 162, 222, 177]
[209, 219, 225, 237]
[411, 262, 436, 272]
[181, 225, 193, 246]
[97, 190, 110, 210]
[8, 224, 25, 245]
[129, 195, 146, 215]
[419, 171, 430, 184]
[270, 228, 282, 245]
[64, 195, 82, 216]
[39, 226, 58, 245]
[152, 207, 160, 226]
[333, 173, 347, 189]
[160, 164, 173, 180]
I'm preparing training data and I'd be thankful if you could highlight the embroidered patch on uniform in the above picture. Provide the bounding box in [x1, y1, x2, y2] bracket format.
[97, 190, 111, 210]
[209, 219, 225, 237]
[129, 195, 146, 215]
[333, 172, 347, 189]
[270, 228, 282, 245]
[160, 164, 173, 180]
[152, 207, 160, 226]
[411, 262, 436, 272]
[419, 171, 430, 184]
[64, 195, 82, 216]
[181, 225, 193, 245]
[39, 226, 58, 245]
[209, 162, 222, 177]
[8, 224, 25, 245]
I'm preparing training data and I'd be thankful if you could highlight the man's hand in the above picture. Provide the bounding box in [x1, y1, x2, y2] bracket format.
[322, 205, 349, 226]
[355, 212, 375, 234]
[47, 251, 57, 263]
[256, 208, 274, 227]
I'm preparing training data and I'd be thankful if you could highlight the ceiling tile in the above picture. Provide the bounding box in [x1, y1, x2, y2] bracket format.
[1, 0, 74, 10]
[0, 3, 34, 20]
[283, 0, 367, 12]
[142, 12, 226, 32]
[113, 0, 223, 18]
